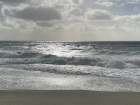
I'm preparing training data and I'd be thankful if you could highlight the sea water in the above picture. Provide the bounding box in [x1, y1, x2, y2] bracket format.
[0, 41, 140, 91]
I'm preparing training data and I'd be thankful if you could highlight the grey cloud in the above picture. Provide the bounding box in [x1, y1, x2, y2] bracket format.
[69, 8, 81, 16]
[36, 21, 54, 27]
[0, 0, 27, 3]
[5, 7, 62, 21]
[72, 0, 80, 4]
[1, 20, 16, 28]
[112, 24, 125, 32]
[0, 3, 5, 22]
[0, 2, 2, 16]
[85, 9, 112, 20]
[72, 0, 83, 4]
[54, 4, 64, 9]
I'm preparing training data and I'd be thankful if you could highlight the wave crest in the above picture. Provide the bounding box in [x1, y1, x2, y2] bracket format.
[1, 51, 140, 69]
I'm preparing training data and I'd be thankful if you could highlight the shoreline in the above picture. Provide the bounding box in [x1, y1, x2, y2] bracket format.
[0, 90, 140, 105]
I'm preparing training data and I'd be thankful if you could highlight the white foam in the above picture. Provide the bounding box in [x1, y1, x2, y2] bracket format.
[0, 64, 140, 91]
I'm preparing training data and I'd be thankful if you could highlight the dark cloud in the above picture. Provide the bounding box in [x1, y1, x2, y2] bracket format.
[0, 0, 27, 3]
[5, 7, 62, 21]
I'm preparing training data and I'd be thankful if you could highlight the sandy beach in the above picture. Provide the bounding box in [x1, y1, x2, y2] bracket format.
[0, 90, 140, 105]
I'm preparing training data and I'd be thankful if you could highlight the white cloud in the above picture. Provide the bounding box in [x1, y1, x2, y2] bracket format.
[85, 9, 112, 20]
[134, 7, 140, 11]
[94, 1, 113, 7]
[114, 14, 140, 22]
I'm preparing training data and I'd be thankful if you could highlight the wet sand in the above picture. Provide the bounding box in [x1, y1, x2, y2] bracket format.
[0, 90, 140, 105]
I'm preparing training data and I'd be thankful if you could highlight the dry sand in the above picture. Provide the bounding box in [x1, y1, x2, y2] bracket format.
[0, 90, 140, 105]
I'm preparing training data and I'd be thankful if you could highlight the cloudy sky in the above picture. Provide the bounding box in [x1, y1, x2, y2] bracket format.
[0, 0, 140, 41]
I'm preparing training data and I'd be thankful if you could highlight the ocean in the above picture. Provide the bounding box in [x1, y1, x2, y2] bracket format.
[0, 41, 140, 91]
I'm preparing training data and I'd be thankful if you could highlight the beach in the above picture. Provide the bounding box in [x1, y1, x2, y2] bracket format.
[0, 90, 140, 105]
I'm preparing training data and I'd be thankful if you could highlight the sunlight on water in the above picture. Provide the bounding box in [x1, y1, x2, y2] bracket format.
[33, 42, 90, 57]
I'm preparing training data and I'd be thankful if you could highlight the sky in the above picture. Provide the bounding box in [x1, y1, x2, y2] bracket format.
[0, 0, 140, 41]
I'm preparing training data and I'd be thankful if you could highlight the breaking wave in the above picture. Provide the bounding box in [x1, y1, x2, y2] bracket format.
[1, 51, 140, 69]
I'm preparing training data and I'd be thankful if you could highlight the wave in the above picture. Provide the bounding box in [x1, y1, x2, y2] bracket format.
[1, 51, 140, 69]
[0, 52, 43, 58]
[3, 64, 91, 76]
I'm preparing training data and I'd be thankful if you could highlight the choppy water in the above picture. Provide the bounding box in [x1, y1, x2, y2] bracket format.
[0, 41, 140, 91]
